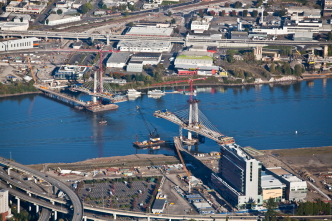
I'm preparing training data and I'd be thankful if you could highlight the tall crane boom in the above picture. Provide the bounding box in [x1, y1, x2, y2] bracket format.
[152, 78, 206, 101]
[136, 106, 160, 141]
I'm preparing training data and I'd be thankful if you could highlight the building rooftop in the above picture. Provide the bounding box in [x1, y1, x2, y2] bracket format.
[261, 174, 286, 189]
[126, 26, 173, 36]
[106, 52, 130, 64]
[152, 199, 166, 210]
[132, 53, 161, 58]
[118, 40, 171, 49]
[267, 167, 304, 183]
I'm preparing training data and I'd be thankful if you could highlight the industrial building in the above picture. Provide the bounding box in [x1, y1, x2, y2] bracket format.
[106, 52, 130, 68]
[0, 189, 11, 220]
[151, 199, 166, 214]
[125, 26, 173, 37]
[293, 32, 313, 41]
[127, 61, 144, 73]
[6, 1, 46, 14]
[130, 53, 162, 65]
[117, 40, 172, 53]
[46, 14, 81, 25]
[54, 65, 89, 80]
[266, 167, 307, 201]
[230, 31, 248, 40]
[261, 172, 286, 202]
[0, 37, 40, 51]
[191, 18, 210, 33]
[211, 143, 263, 208]
[0, 21, 29, 31]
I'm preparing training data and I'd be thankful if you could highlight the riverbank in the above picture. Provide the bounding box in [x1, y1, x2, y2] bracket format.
[0, 91, 42, 98]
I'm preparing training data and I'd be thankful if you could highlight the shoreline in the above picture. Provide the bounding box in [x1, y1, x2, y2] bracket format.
[0, 91, 42, 98]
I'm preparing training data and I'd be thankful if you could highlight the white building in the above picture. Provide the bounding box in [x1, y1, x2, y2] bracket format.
[191, 19, 210, 33]
[267, 167, 307, 201]
[46, 14, 81, 26]
[0, 37, 40, 51]
[151, 199, 166, 214]
[117, 40, 172, 53]
[6, 1, 46, 14]
[125, 26, 173, 37]
[106, 52, 130, 68]
[211, 143, 263, 208]
[127, 61, 143, 72]
[0, 21, 29, 31]
[0, 189, 11, 219]
[130, 53, 161, 65]
[261, 173, 286, 202]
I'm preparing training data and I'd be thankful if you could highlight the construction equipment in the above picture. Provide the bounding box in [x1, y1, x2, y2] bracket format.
[136, 106, 161, 142]
[152, 78, 206, 101]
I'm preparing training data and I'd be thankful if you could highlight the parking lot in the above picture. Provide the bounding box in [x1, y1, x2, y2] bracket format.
[79, 177, 161, 212]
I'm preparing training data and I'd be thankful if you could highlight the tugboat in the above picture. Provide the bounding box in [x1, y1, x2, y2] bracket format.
[133, 106, 165, 148]
[99, 120, 107, 125]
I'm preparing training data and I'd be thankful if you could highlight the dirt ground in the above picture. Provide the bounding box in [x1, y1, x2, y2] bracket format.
[253, 146, 332, 201]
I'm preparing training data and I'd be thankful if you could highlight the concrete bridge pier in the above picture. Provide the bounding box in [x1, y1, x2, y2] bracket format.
[106, 33, 110, 46]
[15, 197, 20, 213]
[113, 213, 117, 219]
[7, 167, 12, 175]
[147, 216, 150, 221]
[53, 210, 57, 220]
[51, 200, 54, 205]
[27, 192, 31, 197]
[35, 204, 39, 213]
[83, 215, 87, 221]
[90, 36, 94, 43]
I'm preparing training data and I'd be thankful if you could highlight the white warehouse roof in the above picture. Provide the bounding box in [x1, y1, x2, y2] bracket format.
[126, 26, 173, 37]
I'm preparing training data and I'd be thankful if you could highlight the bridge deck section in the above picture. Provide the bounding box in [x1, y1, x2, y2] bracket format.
[154, 110, 234, 144]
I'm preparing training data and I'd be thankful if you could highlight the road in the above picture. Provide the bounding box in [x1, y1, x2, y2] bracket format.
[0, 156, 83, 221]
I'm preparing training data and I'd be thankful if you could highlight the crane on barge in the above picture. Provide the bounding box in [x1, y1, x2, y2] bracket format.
[133, 106, 165, 148]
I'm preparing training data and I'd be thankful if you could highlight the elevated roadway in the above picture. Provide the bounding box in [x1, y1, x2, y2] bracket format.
[0, 156, 83, 221]
[38, 208, 52, 221]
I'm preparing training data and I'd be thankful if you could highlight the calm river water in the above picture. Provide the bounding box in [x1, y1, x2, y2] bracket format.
[0, 78, 331, 165]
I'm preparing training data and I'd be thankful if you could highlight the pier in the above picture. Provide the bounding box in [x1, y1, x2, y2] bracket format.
[37, 85, 118, 112]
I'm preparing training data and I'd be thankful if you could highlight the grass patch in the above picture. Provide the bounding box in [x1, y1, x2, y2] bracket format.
[269, 146, 332, 157]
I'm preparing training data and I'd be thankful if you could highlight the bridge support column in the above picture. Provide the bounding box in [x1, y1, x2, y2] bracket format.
[106, 33, 110, 46]
[53, 210, 57, 220]
[7, 167, 12, 175]
[29, 204, 31, 211]
[51, 200, 54, 205]
[113, 213, 117, 219]
[83, 216, 87, 221]
[28, 192, 31, 197]
[15, 197, 20, 213]
[45, 37, 48, 42]
[147, 216, 150, 221]
[35, 204, 39, 213]
[91, 36, 94, 43]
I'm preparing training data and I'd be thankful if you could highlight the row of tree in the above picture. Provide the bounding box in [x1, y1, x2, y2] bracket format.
[0, 81, 38, 95]
[296, 199, 331, 215]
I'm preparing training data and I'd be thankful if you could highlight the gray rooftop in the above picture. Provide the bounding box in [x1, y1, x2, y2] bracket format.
[106, 52, 131, 64]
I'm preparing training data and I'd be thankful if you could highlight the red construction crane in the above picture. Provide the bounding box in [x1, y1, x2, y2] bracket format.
[53, 48, 119, 93]
[152, 78, 206, 101]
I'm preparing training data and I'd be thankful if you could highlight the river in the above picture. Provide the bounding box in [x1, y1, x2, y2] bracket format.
[0, 78, 331, 165]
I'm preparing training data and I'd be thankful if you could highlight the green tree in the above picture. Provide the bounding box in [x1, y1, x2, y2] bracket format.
[168, 11, 172, 16]
[230, 10, 236, 16]
[124, 11, 129, 17]
[79, 2, 93, 14]
[282, 63, 291, 75]
[171, 18, 176, 24]
[57, 9, 63, 14]
[294, 64, 303, 76]
[263, 11, 268, 16]
[45, 19, 49, 25]
[220, 10, 226, 16]
[264, 198, 278, 221]
[127, 22, 134, 27]
[256, 0, 263, 7]
[252, 10, 258, 17]
[270, 63, 275, 73]
[328, 32, 332, 41]
[198, 9, 204, 17]
[234, 1, 242, 8]
[243, 9, 248, 17]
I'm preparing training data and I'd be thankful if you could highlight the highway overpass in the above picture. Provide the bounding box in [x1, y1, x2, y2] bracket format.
[0, 157, 83, 221]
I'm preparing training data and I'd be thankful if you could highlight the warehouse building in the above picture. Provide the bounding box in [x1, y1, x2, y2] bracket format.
[0, 21, 29, 31]
[266, 167, 307, 201]
[117, 40, 172, 53]
[230, 31, 248, 40]
[46, 14, 81, 25]
[125, 26, 173, 37]
[127, 61, 144, 73]
[106, 52, 130, 68]
[0, 37, 40, 51]
[130, 53, 162, 65]
[293, 32, 313, 41]
[151, 199, 166, 214]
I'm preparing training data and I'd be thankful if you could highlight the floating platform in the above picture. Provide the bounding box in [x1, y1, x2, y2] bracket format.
[85, 104, 118, 112]
[133, 140, 165, 148]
